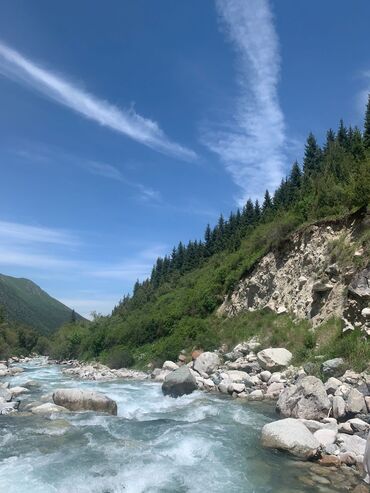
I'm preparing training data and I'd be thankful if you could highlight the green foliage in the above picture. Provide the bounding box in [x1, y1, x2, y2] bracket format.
[0, 312, 41, 359]
[102, 346, 135, 369]
[49, 96, 370, 371]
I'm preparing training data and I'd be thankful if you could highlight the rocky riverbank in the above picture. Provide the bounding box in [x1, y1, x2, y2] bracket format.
[153, 339, 370, 489]
[2, 349, 369, 491]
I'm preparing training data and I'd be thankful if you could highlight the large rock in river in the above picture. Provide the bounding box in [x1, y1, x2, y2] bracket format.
[53, 388, 117, 415]
[277, 376, 330, 420]
[257, 348, 292, 371]
[162, 366, 197, 398]
[193, 352, 220, 375]
[261, 418, 320, 459]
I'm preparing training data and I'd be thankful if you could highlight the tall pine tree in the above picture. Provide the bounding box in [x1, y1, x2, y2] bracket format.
[303, 132, 322, 175]
[364, 93, 370, 149]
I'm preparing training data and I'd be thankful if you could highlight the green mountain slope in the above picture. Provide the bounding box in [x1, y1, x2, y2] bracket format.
[0, 274, 84, 334]
[50, 96, 370, 370]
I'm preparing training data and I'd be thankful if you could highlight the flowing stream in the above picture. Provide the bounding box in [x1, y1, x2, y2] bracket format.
[0, 359, 362, 492]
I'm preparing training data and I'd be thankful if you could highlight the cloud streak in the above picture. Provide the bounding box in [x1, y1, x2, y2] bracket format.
[0, 220, 79, 247]
[203, 0, 286, 203]
[0, 41, 196, 161]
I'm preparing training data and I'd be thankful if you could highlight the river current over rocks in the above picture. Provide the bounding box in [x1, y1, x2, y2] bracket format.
[0, 359, 363, 492]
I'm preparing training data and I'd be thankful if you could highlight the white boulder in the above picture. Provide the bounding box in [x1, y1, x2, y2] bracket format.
[261, 418, 320, 459]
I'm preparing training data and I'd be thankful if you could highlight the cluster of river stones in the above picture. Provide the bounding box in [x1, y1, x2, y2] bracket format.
[1, 346, 370, 492]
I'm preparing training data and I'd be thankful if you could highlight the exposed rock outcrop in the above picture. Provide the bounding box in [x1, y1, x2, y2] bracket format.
[217, 209, 370, 334]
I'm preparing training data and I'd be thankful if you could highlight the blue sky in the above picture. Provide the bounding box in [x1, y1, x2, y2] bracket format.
[0, 0, 369, 318]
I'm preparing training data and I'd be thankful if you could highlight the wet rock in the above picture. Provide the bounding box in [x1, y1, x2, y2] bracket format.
[162, 366, 197, 398]
[353, 485, 370, 493]
[8, 367, 24, 375]
[31, 403, 70, 415]
[0, 400, 19, 415]
[319, 455, 341, 467]
[10, 386, 29, 398]
[193, 352, 220, 376]
[339, 451, 357, 465]
[0, 387, 12, 402]
[53, 388, 118, 415]
[257, 348, 292, 371]
[23, 380, 41, 389]
[277, 376, 331, 420]
[261, 418, 320, 459]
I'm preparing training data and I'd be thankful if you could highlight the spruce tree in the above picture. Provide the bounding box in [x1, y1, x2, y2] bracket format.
[243, 199, 255, 226]
[323, 129, 336, 153]
[364, 93, 370, 149]
[204, 224, 212, 256]
[303, 132, 322, 175]
[254, 199, 261, 222]
[262, 190, 272, 213]
[290, 161, 302, 190]
[351, 126, 365, 161]
[337, 119, 349, 149]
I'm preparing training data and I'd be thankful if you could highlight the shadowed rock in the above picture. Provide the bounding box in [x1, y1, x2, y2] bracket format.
[162, 366, 197, 398]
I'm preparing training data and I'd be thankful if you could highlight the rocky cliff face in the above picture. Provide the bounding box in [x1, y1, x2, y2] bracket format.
[218, 209, 370, 335]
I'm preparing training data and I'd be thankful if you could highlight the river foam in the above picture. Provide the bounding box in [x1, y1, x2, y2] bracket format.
[0, 360, 360, 492]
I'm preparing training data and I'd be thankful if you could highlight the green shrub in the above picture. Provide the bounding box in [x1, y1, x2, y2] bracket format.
[103, 346, 135, 369]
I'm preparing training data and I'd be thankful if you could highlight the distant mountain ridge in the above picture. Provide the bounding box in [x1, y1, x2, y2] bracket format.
[0, 273, 84, 333]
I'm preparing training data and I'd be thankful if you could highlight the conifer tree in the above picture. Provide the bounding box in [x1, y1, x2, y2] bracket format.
[323, 129, 336, 153]
[262, 190, 272, 213]
[243, 199, 255, 226]
[254, 199, 261, 222]
[290, 161, 302, 190]
[337, 119, 349, 149]
[350, 126, 365, 161]
[303, 132, 322, 175]
[364, 93, 370, 149]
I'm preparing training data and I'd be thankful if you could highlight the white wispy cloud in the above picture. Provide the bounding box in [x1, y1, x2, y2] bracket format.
[86, 160, 161, 202]
[0, 247, 79, 269]
[0, 41, 196, 160]
[0, 220, 79, 246]
[203, 0, 286, 204]
[13, 144, 162, 202]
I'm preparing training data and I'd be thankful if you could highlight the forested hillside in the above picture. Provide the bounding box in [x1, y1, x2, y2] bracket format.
[50, 97, 370, 369]
[0, 273, 84, 334]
